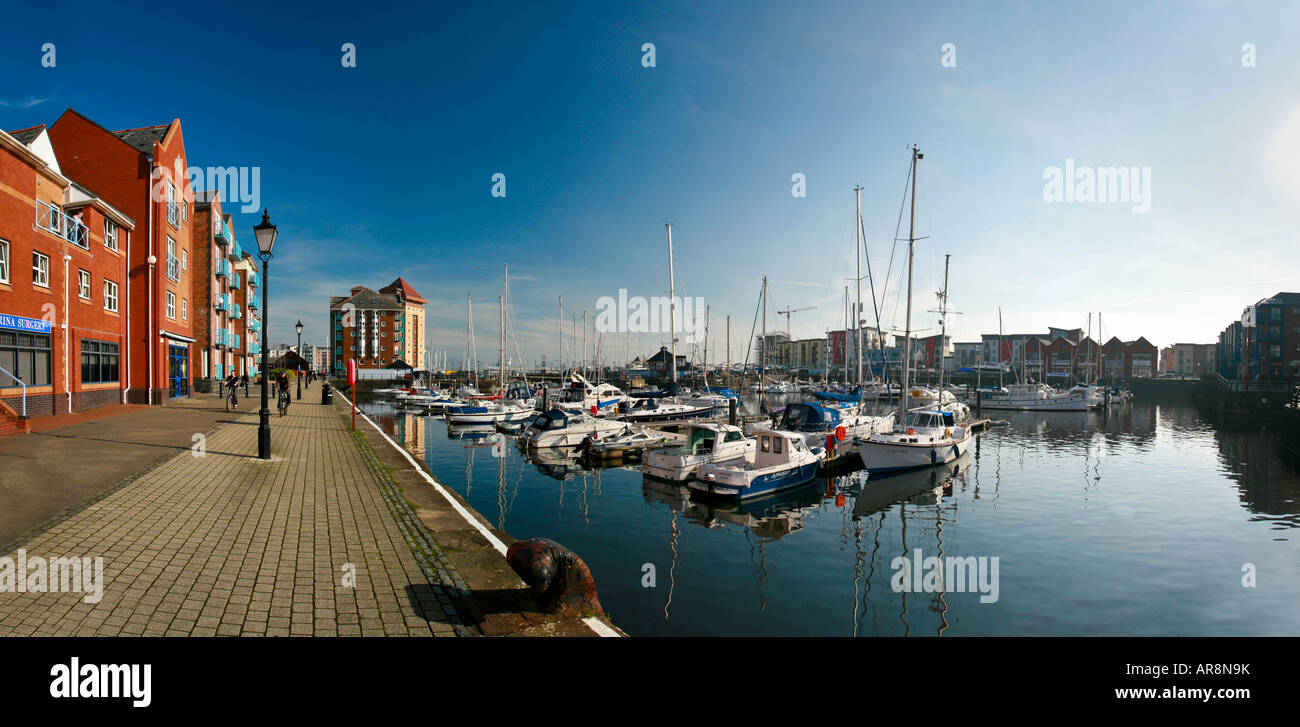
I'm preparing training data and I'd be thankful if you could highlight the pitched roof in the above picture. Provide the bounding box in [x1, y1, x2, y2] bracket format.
[379, 277, 426, 305]
[7, 124, 45, 145]
[332, 287, 402, 311]
[112, 125, 169, 153]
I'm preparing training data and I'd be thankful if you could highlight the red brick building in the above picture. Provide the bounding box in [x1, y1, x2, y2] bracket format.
[1, 126, 136, 425]
[48, 110, 196, 403]
[1101, 336, 1157, 381]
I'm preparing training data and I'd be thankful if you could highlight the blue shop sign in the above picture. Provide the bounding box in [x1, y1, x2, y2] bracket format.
[0, 313, 52, 334]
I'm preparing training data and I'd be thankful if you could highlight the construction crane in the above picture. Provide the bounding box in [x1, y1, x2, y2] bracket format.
[776, 305, 818, 340]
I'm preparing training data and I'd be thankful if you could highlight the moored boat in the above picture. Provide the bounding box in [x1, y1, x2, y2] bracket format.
[691, 429, 825, 499]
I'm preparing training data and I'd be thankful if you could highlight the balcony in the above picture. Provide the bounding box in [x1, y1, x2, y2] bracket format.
[166, 254, 181, 282]
[215, 328, 229, 347]
[167, 201, 181, 228]
[230, 303, 242, 320]
[247, 269, 258, 288]
[215, 258, 231, 278]
[214, 218, 231, 245]
[248, 341, 261, 356]
[215, 294, 229, 312]
[35, 200, 89, 249]
[247, 296, 258, 311]
[230, 272, 241, 289]
[248, 318, 260, 332]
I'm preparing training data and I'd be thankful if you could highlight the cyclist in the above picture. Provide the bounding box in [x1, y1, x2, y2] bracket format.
[276, 370, 291, 414]
[224, 372, 240, 410]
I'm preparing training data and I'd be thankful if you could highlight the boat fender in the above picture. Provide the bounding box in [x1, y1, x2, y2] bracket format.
[944, 429, 951, 439]
[506, 538, 606, 617]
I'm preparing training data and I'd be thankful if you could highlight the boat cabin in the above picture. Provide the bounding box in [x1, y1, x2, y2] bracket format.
[904, 410, 957, 431]
[778, 402, 842, 432]
[753, 430, 813, 466]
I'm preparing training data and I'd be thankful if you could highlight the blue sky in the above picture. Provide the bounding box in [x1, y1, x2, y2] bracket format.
[4, 1, 1297, 367]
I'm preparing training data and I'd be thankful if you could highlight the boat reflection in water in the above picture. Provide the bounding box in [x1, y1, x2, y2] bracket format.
[849, 453, 969, 518]
[844, 453, 969, 637]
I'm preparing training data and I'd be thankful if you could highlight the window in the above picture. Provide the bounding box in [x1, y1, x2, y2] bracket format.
[32, 251, 49, 287]
[78, 270, 91, 299]
[103, 279, 119, 312]
[182, 299, 188, 320]
[104, 220, 118, 251]
[166, 237, 179, 281]
[167, 292, 176, 319]
[182, 249, 188, 271]
[80, 339, 120, 384]
[773, 436, 783, 454]
[760, 436, 770, 453]
[0, 239, 7, 283]
[0, 331, 52, 387]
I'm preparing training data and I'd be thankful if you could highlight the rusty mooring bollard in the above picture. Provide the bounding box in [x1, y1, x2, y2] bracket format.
[506, 538, 604, 617]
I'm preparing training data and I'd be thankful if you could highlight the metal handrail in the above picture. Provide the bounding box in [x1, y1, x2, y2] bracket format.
[0, 365, 27, 417]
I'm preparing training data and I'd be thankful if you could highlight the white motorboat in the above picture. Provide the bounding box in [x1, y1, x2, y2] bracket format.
[612, 396, 715, 422]
[773, 401, 895, 449]
[978, 383, 1094, 411]
[444, 400, 536, 425]
[691, 429, 825, 499]
[856, 407, 972, 473]
[522, 407, 628, 448]
[552, 372, 626, 415]
[641, 422, 756, 482]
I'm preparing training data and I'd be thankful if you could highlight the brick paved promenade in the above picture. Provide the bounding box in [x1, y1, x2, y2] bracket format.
[0, 383, 474, 637]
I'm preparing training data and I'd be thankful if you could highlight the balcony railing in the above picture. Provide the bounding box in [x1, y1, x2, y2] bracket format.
[167, 201, 181, 228]
[230, 272, 241, 289]
[215, 329, 229, 347]
[214, 218, 231, 245]
[247, 269, 258, 288]
[230, 303, 242, 320]
[215, 294, 229, 312]
[248, 341, 261, 356]
[35, 200, 89, 249]
[247, 297, 258, 310]
[166, 254, 180, 282]
[215, 258, 231, 278]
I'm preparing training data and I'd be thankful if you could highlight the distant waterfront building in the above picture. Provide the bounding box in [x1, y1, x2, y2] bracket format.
[329, 279, 426, 376]
[1217, 292, 1300, 382]
[1167, 343, 1216, 376]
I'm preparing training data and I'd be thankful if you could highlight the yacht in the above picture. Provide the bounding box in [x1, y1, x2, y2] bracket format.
[552, 372, 626, 415]
[775, 401, 895, 448]
[522, 407, 627, 448]
[856, 408, 972, 473]
[611, 396, 715, 422]
[691, 429, 825, 499]
[641, 422, 755, 482]
[444, 399, 536, 425]
[978, 383, 1094, 411]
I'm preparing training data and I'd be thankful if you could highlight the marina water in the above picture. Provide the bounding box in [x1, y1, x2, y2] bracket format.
[361, 394, 1300, 636]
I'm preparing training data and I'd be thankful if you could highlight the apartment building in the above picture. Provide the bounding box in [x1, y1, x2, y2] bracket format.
[0, 126, 136, 423]
[48, 110, 196, 403]
[329, 279, 427, 375]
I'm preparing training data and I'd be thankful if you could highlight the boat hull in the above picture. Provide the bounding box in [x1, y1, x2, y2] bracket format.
[689, 461, 820, 499]
[857, 434, 971, 473]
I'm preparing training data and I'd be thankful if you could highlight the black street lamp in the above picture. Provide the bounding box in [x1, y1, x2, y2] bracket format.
[254, 209, 278, 459]
[296, 319, 304, 400]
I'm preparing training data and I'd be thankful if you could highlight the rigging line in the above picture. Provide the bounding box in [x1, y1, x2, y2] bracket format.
[860, 212, 886, 383]
[741, 279, 762, 370]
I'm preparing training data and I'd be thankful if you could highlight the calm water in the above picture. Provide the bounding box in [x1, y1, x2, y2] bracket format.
[360, 395, 1300, 636]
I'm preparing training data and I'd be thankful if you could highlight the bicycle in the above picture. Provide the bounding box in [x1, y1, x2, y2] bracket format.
[277, 388, 290, 416]
[225, 385, 239, 412]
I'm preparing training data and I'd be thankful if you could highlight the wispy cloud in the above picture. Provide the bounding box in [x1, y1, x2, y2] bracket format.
[0, 96, 51, 109]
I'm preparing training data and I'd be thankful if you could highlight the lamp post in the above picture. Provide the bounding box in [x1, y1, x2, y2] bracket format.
[296, 319, 304, 400]
[254, 209, 278, 459]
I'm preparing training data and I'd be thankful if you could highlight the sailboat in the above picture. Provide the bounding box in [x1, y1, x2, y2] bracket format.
[856, 147, 973, 474]
[447, 267, 536, 425]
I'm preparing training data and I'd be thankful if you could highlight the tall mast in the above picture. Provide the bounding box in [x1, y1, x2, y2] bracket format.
[703, 305, 711, 389]
[898, 146, 920, 424]
[726, 315, 731, 388]
[855, 185, 864, 397]
[998, 307, 1004, 390]
[761, 276, 768, 405]
[937, 253, 950, 409]
[558, 296, 563, 375]
[666, 222, 677, 384]
[499, 295, 505, 395]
